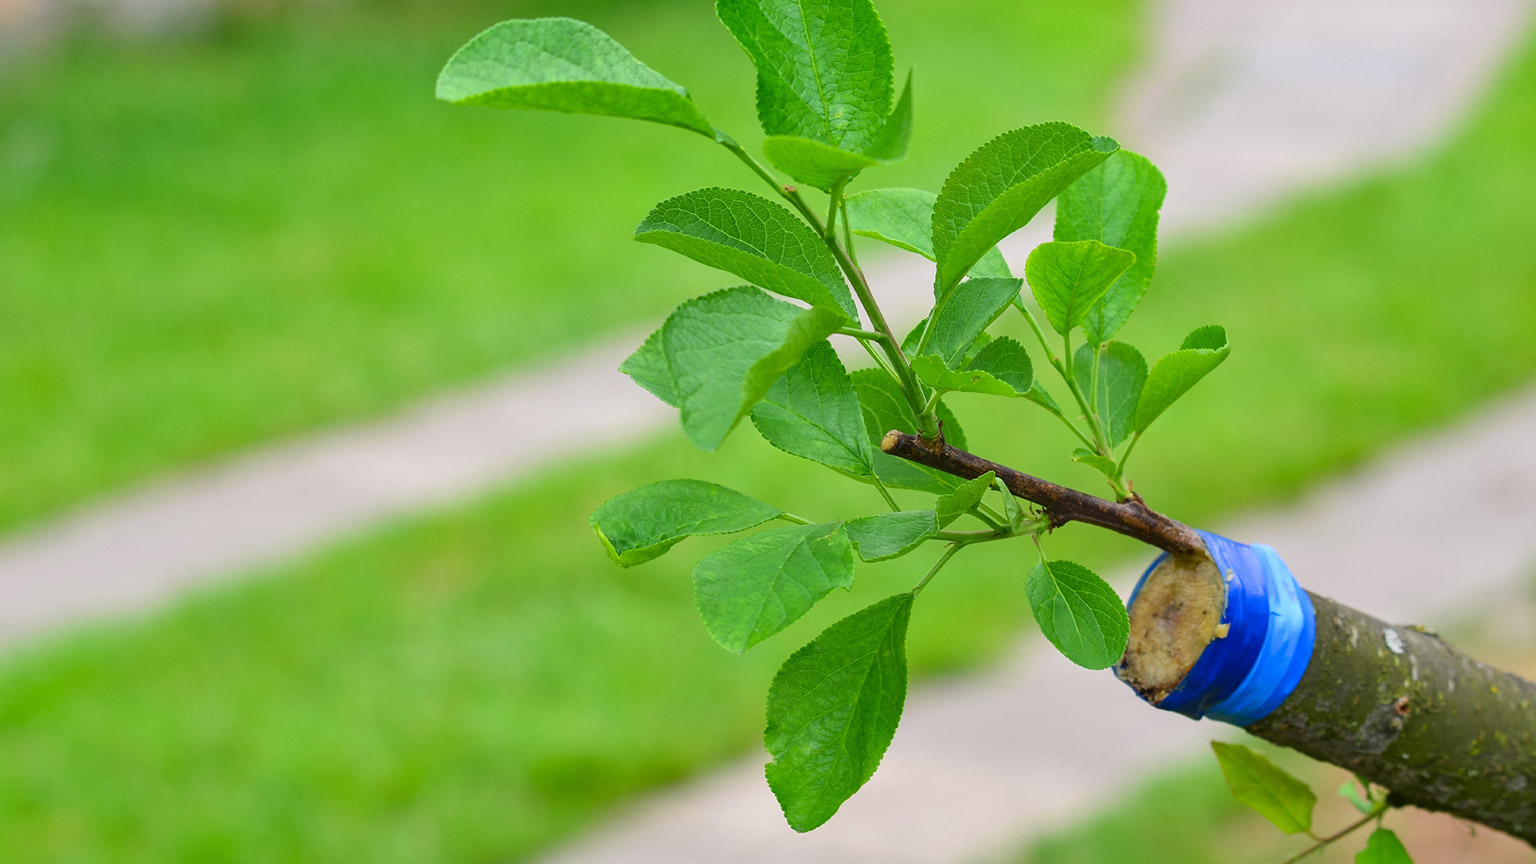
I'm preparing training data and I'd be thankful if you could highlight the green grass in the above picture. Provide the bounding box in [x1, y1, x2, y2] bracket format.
[0, 0, 1142, 532]
[5, 10, 1536, 864]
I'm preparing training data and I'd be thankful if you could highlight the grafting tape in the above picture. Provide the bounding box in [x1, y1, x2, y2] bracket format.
[1123, 530, 1316, 726]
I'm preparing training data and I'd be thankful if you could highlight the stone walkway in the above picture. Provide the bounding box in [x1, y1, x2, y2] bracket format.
[0, 0, 1528, 653]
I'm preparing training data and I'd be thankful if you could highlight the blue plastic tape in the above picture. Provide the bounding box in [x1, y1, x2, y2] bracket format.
[1123, 530, 1315, 726]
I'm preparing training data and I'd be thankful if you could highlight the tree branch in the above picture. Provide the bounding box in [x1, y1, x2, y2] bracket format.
[879, 431, 1203, 555]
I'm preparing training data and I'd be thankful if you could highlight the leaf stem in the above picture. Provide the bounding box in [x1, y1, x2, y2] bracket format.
[1274, 806, 1387, 864]
[838, 327, 889, 341]
[871, 474, 901, 511]
[777, 512, 813, 525]
[912, 543, 962, 596]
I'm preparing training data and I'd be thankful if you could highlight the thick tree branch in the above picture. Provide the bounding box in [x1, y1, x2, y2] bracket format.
[879, 431, 1204, 554]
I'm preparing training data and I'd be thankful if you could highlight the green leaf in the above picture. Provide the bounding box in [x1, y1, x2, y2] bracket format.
[662, 287, 845, 451]
[1358, 829, 1413, 864]
[914, 277, 1023, 364]
[436, 18, 713, 136]
[718, 0, 894, 155]
[1025, 559, 1129, 669]
[619, 324, 677, 407]
[845, 188, 1011, 278]
[1338, 780, 1375, 815]
[1071, 448, 1120, 481]
[1055, 151, 1166, 344]
[934, 471, 994, 527]
[845, 510, 937, 561]
[765, 593, 913, 832]
[636, 188, 857, 319]
[752, 341, 873, 478]
[932, 123, 1118, 297]
[1210, 741, 1317, 835]
[1026, 240, 1136, 335]
[993, 476, 1024, 529]
[1135, 325, 1231, 434]
[591, 479, 783, 566]
[1072, 341, 1147, 448]
[850, 370, 970, 495]
[761, 73, 914, 190]
[913, 336, 1033, 397]
[694, 522, 855, 653]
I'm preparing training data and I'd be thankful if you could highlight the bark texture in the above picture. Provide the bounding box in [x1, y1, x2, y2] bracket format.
[1249, 594, 1536, 845]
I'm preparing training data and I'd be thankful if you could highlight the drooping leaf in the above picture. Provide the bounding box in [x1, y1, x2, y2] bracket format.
[912, 277, 1023, 365]
[436, 18, 714, 136]
[1055, 151, 1166, 344]
[591, 479, 782, 566]
[765, 593, 913, 832]
[694, 522, 855, 653]
[636, 188, 857, 318]
[1338, 780, 1375, 815]
[1210, 741, 1317, 835]
[1135, 325, 1231, 433]
[934, 471, 994, 527]
[1357, 829, 1413, 864]
[662, 287, 845, 451]
[845, 188, 1011, 277]
[761, 73, 914, 190]
[1072, 341, 1147, 448]
[619, 324, 677, 407]
[850, 370, 969, 494]
[718, 0, 894, 154]
[845, 510, 938, 561]
[752, 341, 873, 478]
[912, 336, 1033, 397]
[1025, 559, 1128, 669]
[1071, 448, 1120, 481]
[1026, 240, 1136, 335]
[932, 123, 1118, 297]
[993, 476, 1024, 529]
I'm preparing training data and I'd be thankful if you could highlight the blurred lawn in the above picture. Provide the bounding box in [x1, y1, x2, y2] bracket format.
[4, 22, 1536, 860]
[0, 0, 1141, 531]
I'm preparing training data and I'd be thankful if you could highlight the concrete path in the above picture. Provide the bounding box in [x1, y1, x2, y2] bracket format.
[538, 382, 1536, 864]
[0, 0, 1528, 653]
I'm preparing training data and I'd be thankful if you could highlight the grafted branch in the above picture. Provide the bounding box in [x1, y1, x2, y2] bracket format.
[879, 431, 1204, 554]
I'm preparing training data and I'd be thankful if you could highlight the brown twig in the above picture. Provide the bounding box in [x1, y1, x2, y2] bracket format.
[879, 431, 1204, 555]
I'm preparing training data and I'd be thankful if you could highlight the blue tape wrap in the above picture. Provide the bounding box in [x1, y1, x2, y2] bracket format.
[1123, 530, 1316, 726]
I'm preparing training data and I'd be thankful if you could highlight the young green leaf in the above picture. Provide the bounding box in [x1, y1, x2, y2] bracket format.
[752, 342, 874, 478]
[663, 287, 845, 451]
[1135, 325, 1231, 434]
[591, 479, 783, 566]
[993, 476, 1024, 529]
[694, 522, 855, 653]
[718, 0, 893, 155]
[436, 18, 714, 136]
[1055, 151, 1166, 345]
[1071, 448, 1121, 481]
[934, 471, 995, 527]
[1339, 780, 1375, 815]
[1026, 559, 1128, 669]
[1357, 829, 1413, 864]
[845, 188, 1011, 278]
[932, 123, 1119, 297]
[619, 325, 677, 407]
[916, 277, 1023, 364]
[1026, 240, 1136, 335]
[1072, 341, 1147, 448]
[851, 370, 970, 494]
[845, 510, 938, 561]
[1210, 741, 1318, 835]
[761, 74, 914, 190]
[765, 593, 914, 832]
[912, 336, 1033, 397]
[636, 188, 857, 319]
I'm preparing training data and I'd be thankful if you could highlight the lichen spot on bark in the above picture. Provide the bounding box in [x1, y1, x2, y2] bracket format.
[1118, 551, 1226, 703]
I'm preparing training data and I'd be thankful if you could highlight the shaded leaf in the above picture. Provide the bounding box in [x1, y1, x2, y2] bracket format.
[1055, 151, 1166, 344]
[851, 370, 969, 495]
[934, 471, 994, 527]
[765, 593, 913, 832]
[752, 341, 873, 478]
[913, 277, 1023, 364]
[1072, 341, 1147, 448]
[845, 510, 937, 561]
[591, 479, 782, 566]
[1026, 240, 1136, 335]
[436, 18, 714, 136]
[932, 123, 1118, 296]
[662, 287, 845, 450]
[913, 336, 1033, 397]
[1135, 325, 1231, 433]
[846, 188, 1011, 277]
[1211, 741, 1317, 835]
[694, 522, 855, 653]
[993, 475, 1024, 529]
[1026, 559, 1128, 669]
[1358, 829, 1413, 864]
[636, 187, 856, 318]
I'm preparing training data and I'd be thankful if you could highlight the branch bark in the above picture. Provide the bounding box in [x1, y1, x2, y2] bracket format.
[880, 430, 1536, 847]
